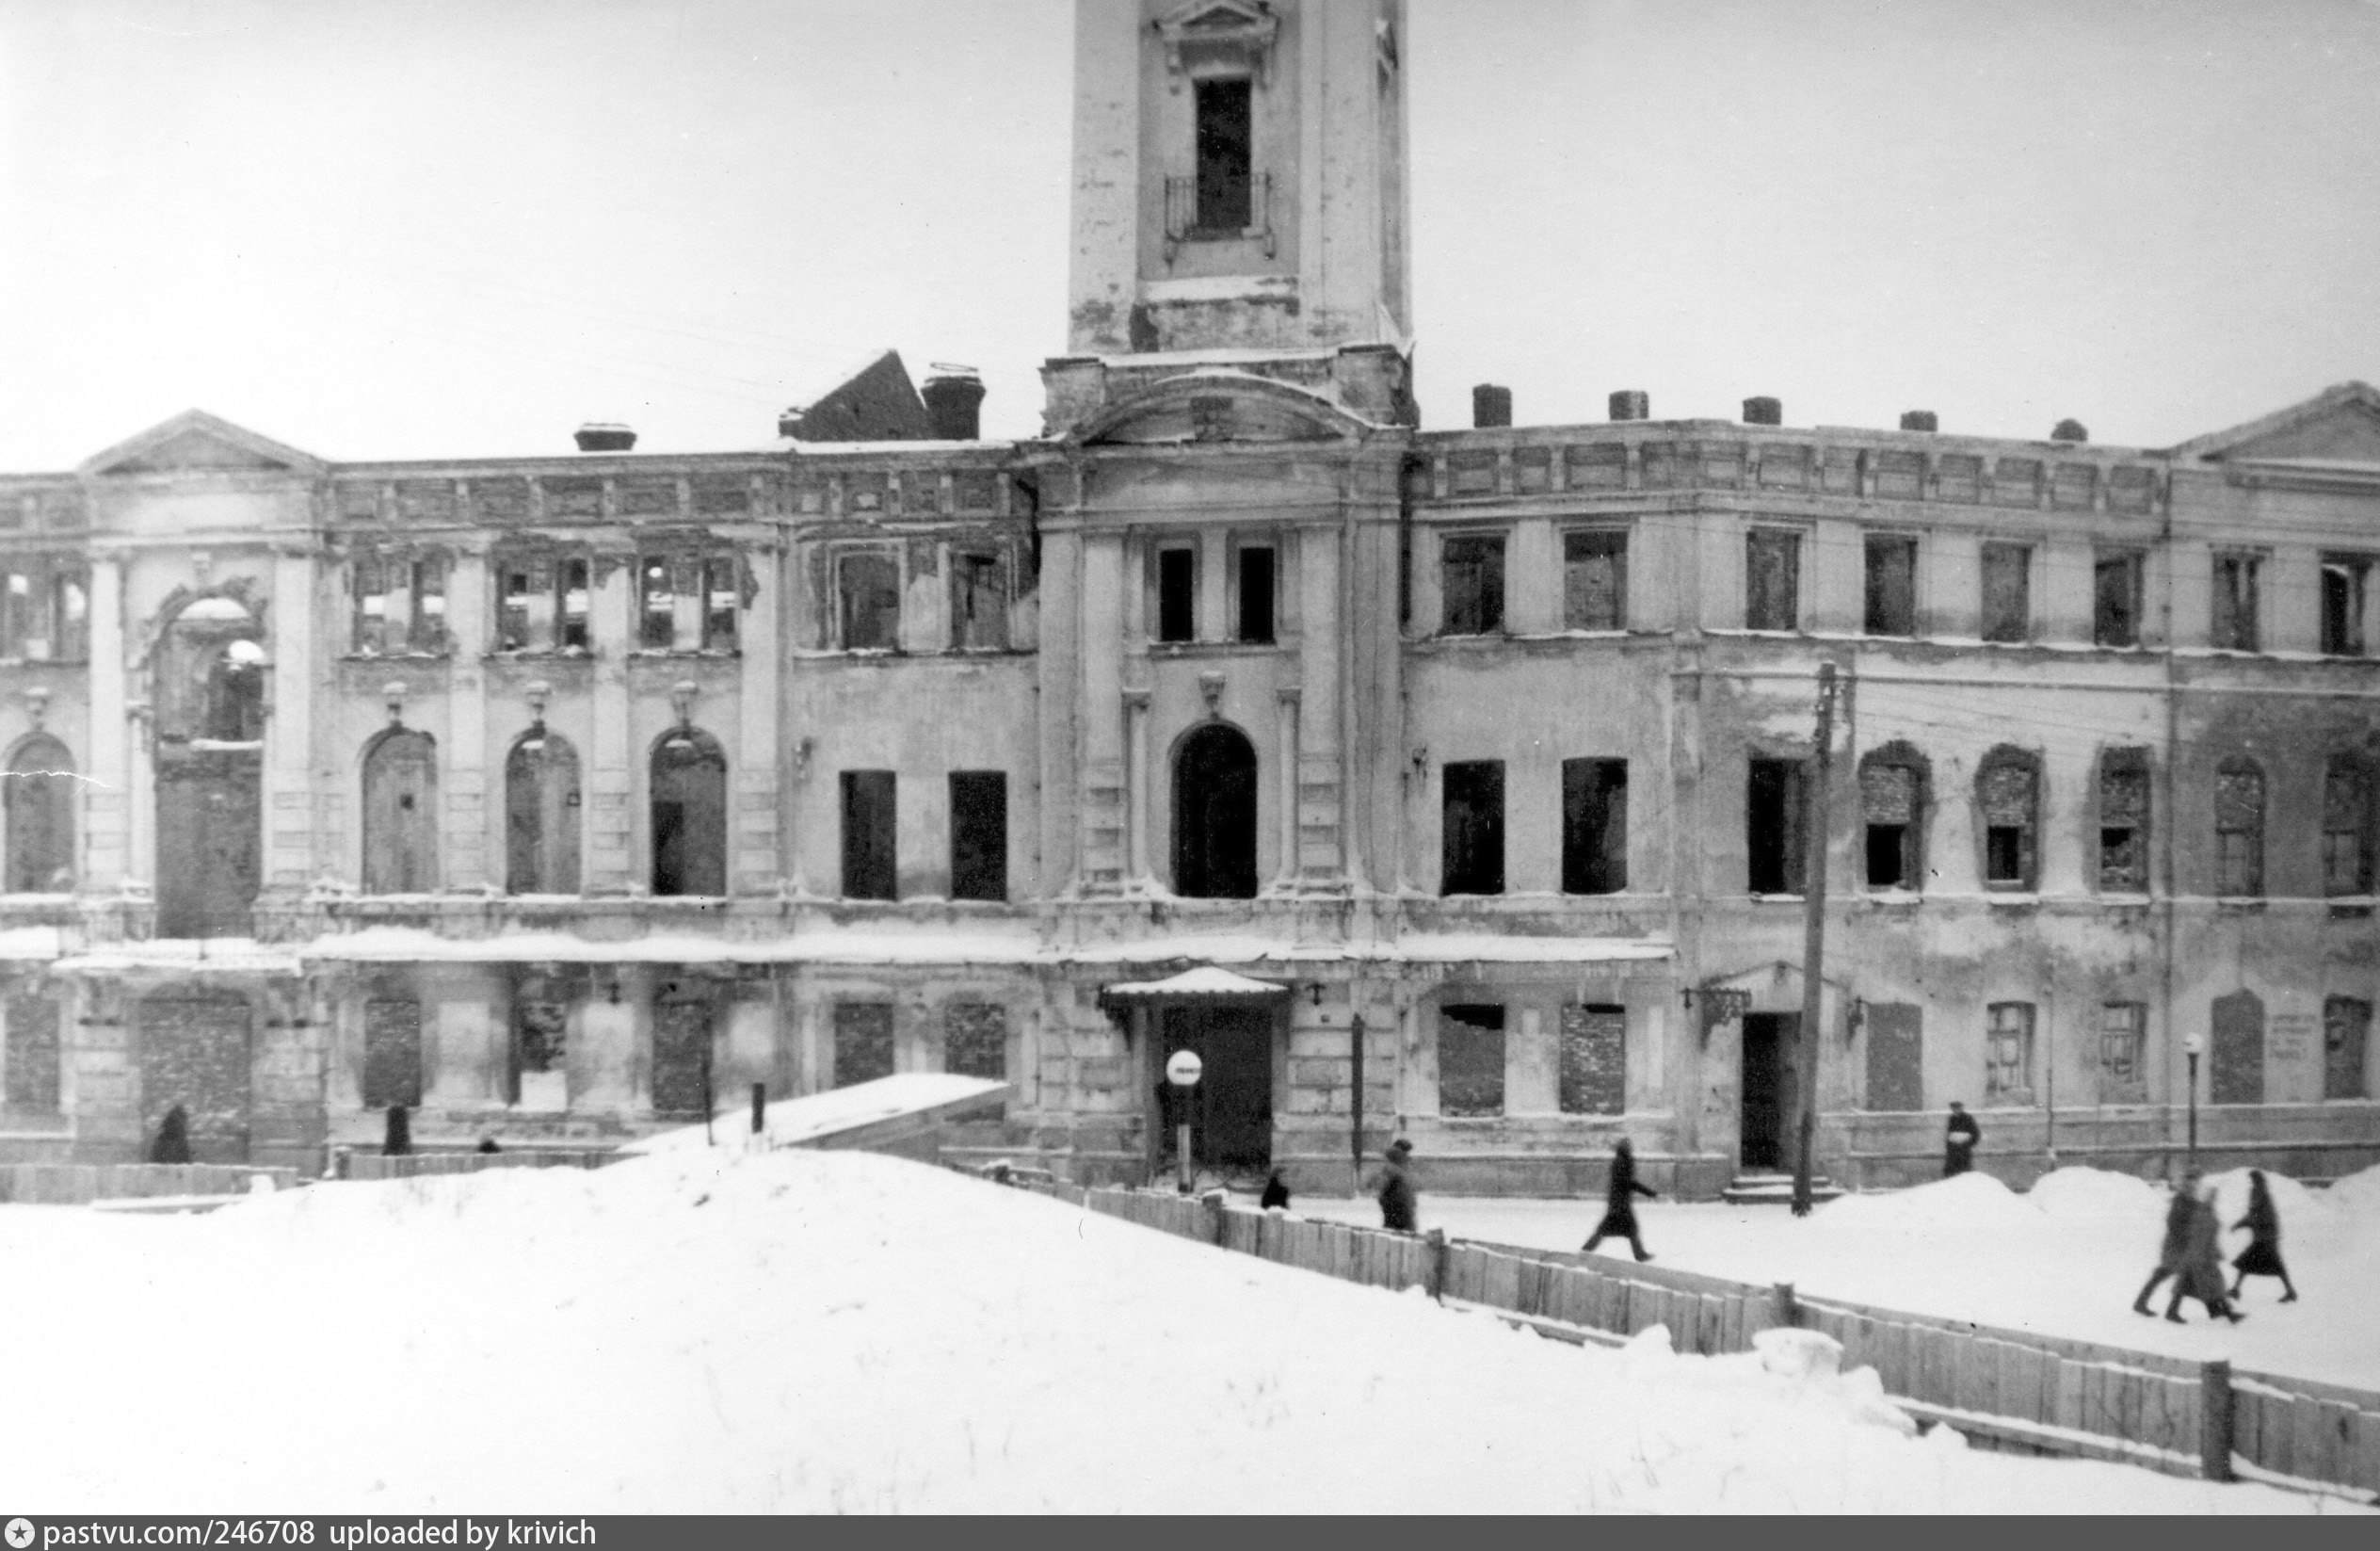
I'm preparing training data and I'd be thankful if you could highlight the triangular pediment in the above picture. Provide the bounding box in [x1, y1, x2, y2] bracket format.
[1075, 372, 1370, 448]
[78, 410, 323, 479]
[2171, 381, 2380, 465]
[1166, 0, 1271, 37]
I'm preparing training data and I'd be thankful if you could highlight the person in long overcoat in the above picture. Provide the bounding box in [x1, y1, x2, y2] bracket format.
[2229, 1169, 2298, 1303]
[1582, 1137, 1657, 1262]
[1943, 1101, 1981, 1177]
[148, 1104, 193, 1165]
[2169, 1186, 2243, 1322]
[1258, 1169, 1291, 1211]
[382, 1104, 413, 1157]
[2133, 1171, 2200, 1316]
[1374, 1139, 1418, 1233]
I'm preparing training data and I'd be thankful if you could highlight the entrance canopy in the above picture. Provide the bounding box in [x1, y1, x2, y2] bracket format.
[1100, 965, 1290, 1002]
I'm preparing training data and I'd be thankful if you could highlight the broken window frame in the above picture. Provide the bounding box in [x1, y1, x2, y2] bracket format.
[1562, 527, 1629, 632]
[1745, 528, 1802, 632]
[2210, 551, 2262, 652]
[1439, 760, 1506, 897]
[835, 548, 904, 653]
[2093, 550, 2144, 648]
[1439, 532, 1505, 638]
[1976, 747, 2041, 892]
[2098, 748, 2152, 894]
[493, 550, 592, 655]
[636, 548, 740, 654]
[0, 555, 90, 664]
[2214, 756, 2265, 898]
[1979, 541, 2032, 643]
[349, 551, 449, 657]
[1746, 755, 1808, 896]
[949, 549, 1010, 652]
[2098, 1002, 2147, 1101]
[1857, 749, 1925, 892]
[1862, 532, 1919, 637]
[2320, 554, 2371, 657]
[2323, 753, 2373, 897]
[1560, 756, 1628, 895]
[1984, 1001, 2035, 1104]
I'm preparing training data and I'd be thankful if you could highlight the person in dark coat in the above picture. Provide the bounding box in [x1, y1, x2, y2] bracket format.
[475, 1136, 503, 1155]
[382, 1104, 412, 1156]
[1582, 1136, 1658, 1261]
[148, 1104, 193, 1165]
[1258, 1169, 1291, 1211]
[2134, 1171, 2201, 1315]
[2169, 1184, 2243, 1324]
[1943, 1101, 1981, 1177]
[1374, 1139, 1418, 1233]
[2229, 1169, 2298, 1303]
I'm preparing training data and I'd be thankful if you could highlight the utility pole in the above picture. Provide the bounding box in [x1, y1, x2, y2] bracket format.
[1793, 662, 1839, 1218]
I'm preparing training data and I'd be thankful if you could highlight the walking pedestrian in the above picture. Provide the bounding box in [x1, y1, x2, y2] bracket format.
[383, 1104, 413, 1157]
[148, 1104, 193, 1165]
[1582, 1136, 1657, 1262]
[1374, 1139, 1418, 1233]
[1943, 1101, 1981, 1177]
[2133, 1170, 2200, 1316]
[1259, 1169, 1291, 1211]
[2228, 1169, 2299, 1303]
[2169, 1182, 2244, 1324]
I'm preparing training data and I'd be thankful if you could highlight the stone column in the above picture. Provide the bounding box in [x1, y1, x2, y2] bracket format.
[259, 544, 321, 910]
[1272, 685, 1300, 892]
[587, 544, 636, 894]
[82, 551, 130, 893]
[1122, 686, 1151, 888]
[442, 547, 490, 890]
[735, 540, 783, 895]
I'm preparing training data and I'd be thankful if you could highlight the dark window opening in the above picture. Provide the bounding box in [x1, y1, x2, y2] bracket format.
[2324, 755, 2372, 897]
[1173, 724, 1259, 898]
[506, 728, 582, 896]
[2215, 757, 2264, 897]
[2211, 553, 2260, 652]
[651, 728, 728, 897]
[1746, 757, 1807, 894]
[1863, 535, 1918, 636]
[1981, 542, 2031, 643]
[1440, 760, 1505, 896]
[951, 552, 1008, 651]
[949, 770, 1007, 902]
[838, 552, 902, 651]
[1157, 548, 1197, 643]
[1437, 1005, 1505, 1118]
[1746, 530, 1801, 630]
[2094, 552, 2142, 647]
[1194, 77, 1253, 232]
[1866, 825, 1908, 887]
[1564, 530, 1627, 631]
[1561, 757, 1627, 895]
[2099, 749, 2150, 892]
[1236, 546, 1276, 643]
[1859, 756, 1922, 891]
[841, 769, 898, 901]
[1440, 535, 1504, 636]
[2326, 996, 2372, 1102]
[1978, 751, 2039, 889]
[703, 556, 740, 651]
[2322, 557, 2369, 657]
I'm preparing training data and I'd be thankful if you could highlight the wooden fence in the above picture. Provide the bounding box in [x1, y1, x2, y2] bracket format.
[0, 1163, 301, 1204]
[1002, 1175, 2380, 1501]
[339, 1149, 622, 1181]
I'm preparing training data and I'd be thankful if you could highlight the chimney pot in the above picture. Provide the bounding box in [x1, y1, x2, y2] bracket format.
[921, 369, 988, 441]
[1743, 396, 1782, 427]
[573, 423, 636, 453]
[1609, 390, 1650, 423]
[2051, 418, 2088, 443]
[1898, 411, 1938, 433]
[776, 408, 803, 439]
[1471, 384, 1513, 428]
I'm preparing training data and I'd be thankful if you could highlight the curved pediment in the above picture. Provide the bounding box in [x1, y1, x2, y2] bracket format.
[1072, 371, 1375, 448]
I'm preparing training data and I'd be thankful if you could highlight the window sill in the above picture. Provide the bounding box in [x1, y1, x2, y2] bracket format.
[487, 649, 596, 663]
[344, 650, 450, 662]
[628, 648, 742, 661]
[1146, 639, 1286, 656]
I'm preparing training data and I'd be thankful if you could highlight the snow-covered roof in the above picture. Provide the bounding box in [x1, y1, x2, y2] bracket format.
[1100, 965, 1290, 999]
[623, 1074, 1010, 1155]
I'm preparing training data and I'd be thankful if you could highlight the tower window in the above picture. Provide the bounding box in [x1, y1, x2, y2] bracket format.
[1236, 546, 1276, 643]
[1194, 77, 1253, 232]
[1156, 547, 1197, 643]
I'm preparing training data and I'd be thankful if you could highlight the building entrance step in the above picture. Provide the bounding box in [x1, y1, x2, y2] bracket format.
[1721, 1171, 1844, 1205]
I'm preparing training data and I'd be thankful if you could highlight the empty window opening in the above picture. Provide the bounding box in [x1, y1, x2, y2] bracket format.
[1980, 542, 2031, 643]
[362, 997, 424, 1111]
[833, 1003, 895, 1088]
[2211, 553, 2261, 652]
[1985, 1002, 2035, 1104]
[841, 769, 898, 901]
[0, 558, 90, 663]
[1863, 535, 1918, 636]
[944, 1002, 1007, 1082]
[2094, 552, 2143, 647]
[2326, 996, 2372, 1102]
[949, 770, 1007, 902]
[351, 556, 447, 655]
[495, 555, 589, 654]
[1977, 750, 2039, 890]
[2099, 749, 2150, 893]
[2324, 754, 2372, 897]
[1439, 534, 1504, 636]
[1558, 1004, 1626, 1116]
[2321, 557, 2370, 657]
[1745, 530, 1801, 631]
[1156, 547, 1197, 643]
[651, 727, 728, 897]
[509, 974, 571, 1111]
[505, 727, 582, 896]
[951, 552, 1009, 651]
[838, 552, 902, 651]
[1564, 530, 1627, 631]
[362, 729, 439, 895]
[2099, 1002, 2147, 1102]
[1437, 1005, 1506, 1118]
[1561, 757, 1627, 895]
[1440, 760, 1505, 896]
[1236, 546, 1276, 644]
[1746, 757, 1807, 895]
[2215, 757, 2265, 897]
[1173, 724, 1259, 898]
[1860, 755, 1922, 890]
[1194, 76, 1253, 232]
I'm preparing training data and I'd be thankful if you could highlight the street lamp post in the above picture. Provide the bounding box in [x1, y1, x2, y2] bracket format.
[1166, 1049, 1203, 1194]
[2182, 1031, 2204, 1173]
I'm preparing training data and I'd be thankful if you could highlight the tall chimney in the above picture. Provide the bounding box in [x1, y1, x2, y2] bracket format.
[921, 367, 987, 441]
[1471, 384, 1513, 428]
[1899, 411, 1938, 433]
[1609, 390, 1649, 422]
[1743, 396, 1782, 427]
[573, 423, 635, 452]
[2051, 418, 2088, 443]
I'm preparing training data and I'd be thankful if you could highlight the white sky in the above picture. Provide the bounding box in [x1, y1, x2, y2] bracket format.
[2, 0, 2377, 467]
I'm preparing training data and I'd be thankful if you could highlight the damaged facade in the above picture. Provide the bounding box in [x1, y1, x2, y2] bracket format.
[0, 0, 2373, 1194]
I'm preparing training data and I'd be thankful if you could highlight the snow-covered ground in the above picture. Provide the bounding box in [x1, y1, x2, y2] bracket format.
[0, 1151, 2358, 1512]
[1294, 1165, 2380, 1391]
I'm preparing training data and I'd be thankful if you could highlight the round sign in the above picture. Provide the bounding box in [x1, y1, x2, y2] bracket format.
[1166, 1049, 1203, 1087]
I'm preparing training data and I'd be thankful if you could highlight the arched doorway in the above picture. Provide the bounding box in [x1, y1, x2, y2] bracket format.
[1173, 723, 1258, 898]
[5, 734, 74, 892]
[506, 727, 582, 895]
[651, 727, 727, 897]
[154, 595, 265, 937]
[362, 728, 439, 893]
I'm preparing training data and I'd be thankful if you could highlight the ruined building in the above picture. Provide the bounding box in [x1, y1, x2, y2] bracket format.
[0, 0, 2372, 1194]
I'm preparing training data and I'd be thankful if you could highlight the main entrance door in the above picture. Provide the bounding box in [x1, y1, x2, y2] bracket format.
[1160, 1003, 1275, 1171]
[1740, 1012, 1799, 1171]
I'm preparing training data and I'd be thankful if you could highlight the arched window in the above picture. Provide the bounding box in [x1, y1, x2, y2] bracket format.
[5, 734, 74, 893]
[506, 728, 582, 895]
[651, 727, 727, 897]
[362, 729, 439, 894]
[2215, 756, 2265, 897]
[1858, 743, 1927, 891]
[2324, 752, 2373, 897]
[1975, 747, 2040, 891]
[1173, 723, 1258, 898]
